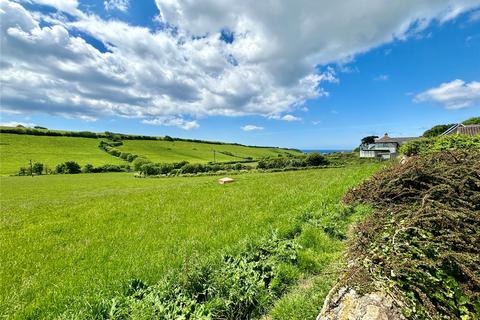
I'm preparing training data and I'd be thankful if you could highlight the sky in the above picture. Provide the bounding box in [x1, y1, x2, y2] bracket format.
[1, 0, 479, 149]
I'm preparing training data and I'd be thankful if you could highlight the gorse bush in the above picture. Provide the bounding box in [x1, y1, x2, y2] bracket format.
[399, 134, 480, 156]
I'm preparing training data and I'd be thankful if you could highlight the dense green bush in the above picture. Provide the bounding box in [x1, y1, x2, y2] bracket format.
[399, 134, 480, 156]
[55, 161, 81, 174]
[32, 162, 44, 175]
[305, 152, 328, 166]
[257, 154, 328, 170]
[82, 164, 94, 173]
[462, 116, 480, 125]
[132, 157, 151, 171]
[422, 124, 454, 137]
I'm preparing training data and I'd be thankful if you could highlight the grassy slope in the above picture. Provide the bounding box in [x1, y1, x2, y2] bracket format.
[117, 139, 301, 163]
[0, 133, 302, 175]
[0, 133, 124, 175]
[0, 164, 380, 319]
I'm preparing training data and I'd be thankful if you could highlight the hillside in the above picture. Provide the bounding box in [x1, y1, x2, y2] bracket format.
[0, 133, 125, 175]
[0, 128, 301, 175]
[117, 139, 300, 164]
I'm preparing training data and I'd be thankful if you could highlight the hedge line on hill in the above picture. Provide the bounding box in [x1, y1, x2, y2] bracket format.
[18, 161, 131, 175]
[135, 153, 329, 177]
[0, 126, 301, 152]
[399, 134, 480, 156]
[98, 140, 139, 162]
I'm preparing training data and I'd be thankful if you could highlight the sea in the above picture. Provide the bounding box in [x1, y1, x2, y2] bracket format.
[301, 149, 352, 154]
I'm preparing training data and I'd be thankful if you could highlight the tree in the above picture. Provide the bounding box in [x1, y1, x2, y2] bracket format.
[361, 136, 378, 145]
[305, 152, 328, 166]
[82, 164, 94, 173]
[462, 117, 480, 125]
[32, 162, 44, 175]
[164, 135, 174, 141]
[423, 124, 454, 137]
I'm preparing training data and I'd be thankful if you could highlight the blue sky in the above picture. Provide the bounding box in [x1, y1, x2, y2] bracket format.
[1, 0, 479, 149]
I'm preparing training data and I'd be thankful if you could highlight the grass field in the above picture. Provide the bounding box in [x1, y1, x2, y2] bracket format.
[0, 134, 125, 175]
[0, 164, 381, 319]
[117, 139, 301, 163]
[0, 133, 301, 175]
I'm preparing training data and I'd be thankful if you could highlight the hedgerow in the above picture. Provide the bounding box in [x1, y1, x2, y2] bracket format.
[399, 134, 480, 156]
[344, 151, 480, 318]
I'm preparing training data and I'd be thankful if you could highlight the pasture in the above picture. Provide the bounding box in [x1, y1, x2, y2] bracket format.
[117, 139, 301, 163]
[0, 133, 124, 175]
[0, 163, 381, 318]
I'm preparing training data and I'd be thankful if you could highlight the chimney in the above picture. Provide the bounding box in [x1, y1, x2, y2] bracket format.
[383, 133, 389, 138]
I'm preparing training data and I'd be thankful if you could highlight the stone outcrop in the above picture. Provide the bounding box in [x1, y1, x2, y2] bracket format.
[317, 286, 404, 320]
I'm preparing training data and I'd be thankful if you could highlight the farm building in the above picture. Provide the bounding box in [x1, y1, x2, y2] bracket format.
[359, 133, 417, 160]
[441, 123, 480, 136]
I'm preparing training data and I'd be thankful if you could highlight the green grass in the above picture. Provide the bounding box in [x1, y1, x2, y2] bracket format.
[0, 163, 381, 319]
[117, 139, 301, 163]
[0, 133, 302, 175]
[0, 133, 125, 175]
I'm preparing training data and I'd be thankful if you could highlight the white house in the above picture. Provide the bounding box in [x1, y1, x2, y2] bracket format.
[359, 133, 417, 160]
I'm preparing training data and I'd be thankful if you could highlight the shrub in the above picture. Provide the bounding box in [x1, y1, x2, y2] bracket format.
[18, 167, 28, 176]
[55, 161, 81, 174]
[82, 164, 94, 173]
[32, 162, 44, 175]
[305, 152, 328, 166]
[133, 157, 152, 171]
[400, 134, 480, 156]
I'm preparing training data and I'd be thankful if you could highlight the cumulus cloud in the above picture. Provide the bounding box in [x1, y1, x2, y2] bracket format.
[104, 0, 129, 12]
[414, 79, 480, 109]
[1, 0, 480, 127]
[142, 116, 199, 130]
[241, 124, 264, 131]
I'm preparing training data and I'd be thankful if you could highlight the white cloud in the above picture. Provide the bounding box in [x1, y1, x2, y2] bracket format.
[142, 116, 199, 130]
[27, 0, 82, 17]
[414, 79, 480, 109]
[0, 121, 36, 127]
[274, 114, 302, 122]
[104, 0, 129, 12]
[1, 0, 480, 123]
[241, 124, 263, 131]
[374, 74, 389, 81]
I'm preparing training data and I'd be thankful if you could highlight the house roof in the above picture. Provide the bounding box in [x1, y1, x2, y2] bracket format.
[375, 133, 418, 144]
[458, 125, 480, 136]
[442, 124, 480, 136]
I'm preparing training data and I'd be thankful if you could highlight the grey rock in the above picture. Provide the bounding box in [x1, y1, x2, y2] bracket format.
[317, 286, 404, 320]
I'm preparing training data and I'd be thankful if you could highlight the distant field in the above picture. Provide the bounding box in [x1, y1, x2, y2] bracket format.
[0, 164, 381, 318]
[0, 133, 124, 175]
[117, 139, 301, 163]
[0, 132, 301, 175]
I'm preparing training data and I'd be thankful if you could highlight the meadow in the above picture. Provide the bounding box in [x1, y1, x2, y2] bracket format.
[0, 134, 124, 175]
[117, 139, 301, 163]
[0, 133, 301, 175]
[0, 163, 381, 319]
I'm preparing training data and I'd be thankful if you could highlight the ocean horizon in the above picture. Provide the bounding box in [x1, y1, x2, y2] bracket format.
[301, 149, 352, 154]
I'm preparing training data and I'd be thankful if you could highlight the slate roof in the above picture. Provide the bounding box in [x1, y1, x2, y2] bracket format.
[375, 134, 418, 144]
[442, 124, 480, 136]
